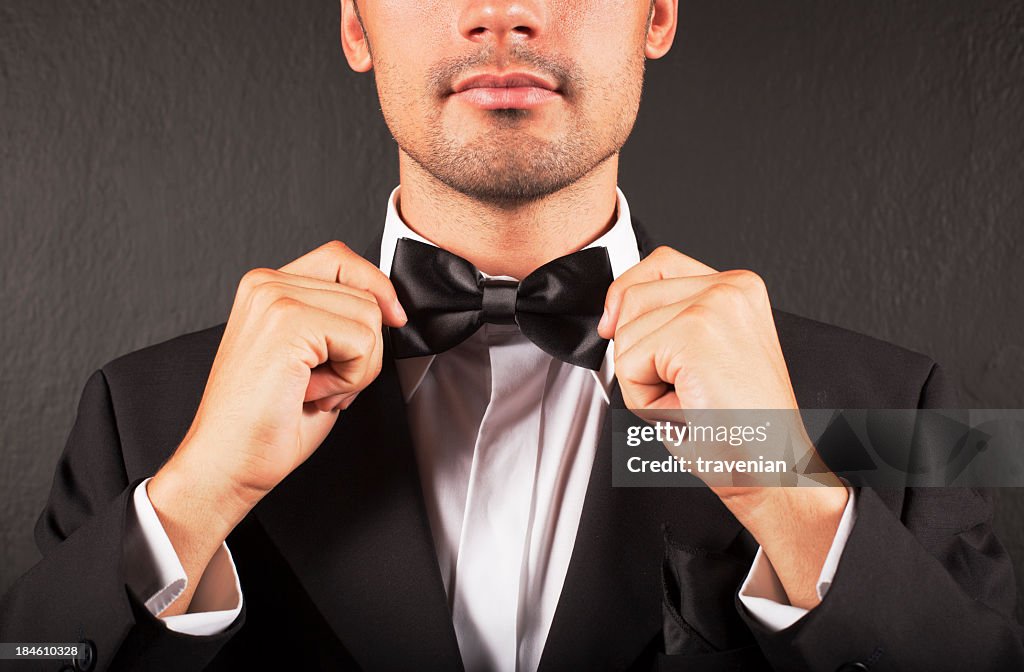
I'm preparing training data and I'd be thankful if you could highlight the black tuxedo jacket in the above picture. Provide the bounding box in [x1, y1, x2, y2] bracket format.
[2, 221, 1022, 672]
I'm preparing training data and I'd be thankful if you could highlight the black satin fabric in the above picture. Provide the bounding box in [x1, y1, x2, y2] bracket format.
[388, 236, 613, 371]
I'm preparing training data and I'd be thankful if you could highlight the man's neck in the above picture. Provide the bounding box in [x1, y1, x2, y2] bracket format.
[395, 150, 620, 279]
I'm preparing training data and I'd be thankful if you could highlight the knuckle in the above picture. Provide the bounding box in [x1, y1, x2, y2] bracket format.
[614, 345, 640, 378]
[619, 284, 643, 319]
[249, 281, 286, 313]
[265, 295, 301, 324]
[652, 245, 677, 259]
[370, 349, 384, 380]
[731, 269, 766, 292]
[708, 281, 743, 303]
[347, 293, 382, 328]
[239, 267, 274, 294]
[612, 340, 630, 364]
[353, 321, 377, 353]
[321, 240, 350, 256]
[369, 305, 383, 330]
[680, 303, 713, 324]
[613, 330, 635, 355]
[716, 283, 755, 313]
[356, 301, 383, 332]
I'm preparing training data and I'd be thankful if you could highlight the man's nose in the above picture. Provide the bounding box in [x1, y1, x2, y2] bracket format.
[458, 0, 546, 45]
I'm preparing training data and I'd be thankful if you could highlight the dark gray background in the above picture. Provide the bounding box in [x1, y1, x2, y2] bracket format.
[2, 0, 1022, 619]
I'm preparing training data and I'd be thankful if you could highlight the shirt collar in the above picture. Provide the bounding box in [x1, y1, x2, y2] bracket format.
[379, 185, 640, 403]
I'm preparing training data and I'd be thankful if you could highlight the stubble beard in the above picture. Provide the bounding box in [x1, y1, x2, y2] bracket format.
[381, 48, 645, 208]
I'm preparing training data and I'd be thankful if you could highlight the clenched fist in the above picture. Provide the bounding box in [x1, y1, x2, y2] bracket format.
[147, 241, 406, 615]
[179, 241, 405, 499]
[599, 246, 797, 413]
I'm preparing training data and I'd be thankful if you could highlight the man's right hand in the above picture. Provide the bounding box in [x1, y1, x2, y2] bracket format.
[146, 241, 406, 616]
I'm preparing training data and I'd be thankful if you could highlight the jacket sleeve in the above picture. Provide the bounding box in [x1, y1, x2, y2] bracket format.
[0, 369, 245, 672]
[738, 363, 1024, 671]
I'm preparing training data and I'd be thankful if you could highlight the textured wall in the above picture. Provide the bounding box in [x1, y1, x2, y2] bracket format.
[2, 0, 1022, 619]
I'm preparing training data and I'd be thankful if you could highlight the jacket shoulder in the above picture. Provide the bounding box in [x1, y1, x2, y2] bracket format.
[773, 309, 943, 409]
[98, 323, 226, 477]
[102, 323, 225, 380]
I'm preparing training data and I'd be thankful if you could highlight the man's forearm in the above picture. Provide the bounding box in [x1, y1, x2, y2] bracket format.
[146, 448, 252, 617]
[722, 486, 849, 610]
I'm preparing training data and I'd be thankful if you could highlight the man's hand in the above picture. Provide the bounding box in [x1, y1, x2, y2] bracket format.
[598, 245, 821, 493]
[147, 241, 406, 615]
[599, 246, 797, 413]
[599, 246, 848, 609]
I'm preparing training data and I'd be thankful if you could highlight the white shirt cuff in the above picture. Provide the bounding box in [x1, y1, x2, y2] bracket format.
[736, 485, 857, 632]
[124, 477, 243, 636]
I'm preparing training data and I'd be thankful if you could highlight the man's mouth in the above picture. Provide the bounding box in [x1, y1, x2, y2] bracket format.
[449, 71, 561, 110]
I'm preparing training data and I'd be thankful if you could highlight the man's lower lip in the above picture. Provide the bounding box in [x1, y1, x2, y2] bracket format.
[451, 86, 560, 110]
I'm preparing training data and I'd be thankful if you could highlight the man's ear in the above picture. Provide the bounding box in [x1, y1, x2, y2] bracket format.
[340, 0, 373, 72]
[645, 0, 678, 59]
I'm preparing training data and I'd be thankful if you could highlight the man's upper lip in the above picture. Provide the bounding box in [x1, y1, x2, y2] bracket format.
[451, 71, 559, 94]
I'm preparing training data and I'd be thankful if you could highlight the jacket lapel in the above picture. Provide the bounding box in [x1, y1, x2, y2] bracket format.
[537, 387, 750, 670]
[537, 220, 749, 670]
[252, 231, 464, 670]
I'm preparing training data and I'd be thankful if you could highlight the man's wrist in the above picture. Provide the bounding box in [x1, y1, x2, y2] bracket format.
[148, 448, 254, 551]
[723, 487, 847, 539]
[722, 485, 849, 609]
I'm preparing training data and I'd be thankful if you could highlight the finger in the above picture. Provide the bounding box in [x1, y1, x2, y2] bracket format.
[311, 393, 348, 413]
[306, 351, 379, 403]
[306, 358, 378, 404]
[307, 392, 360, 413]
[600, 246, 716, 338]
[263, 302, 383, 397]
[613, 295, 703, 357]
[614, 318, 692, 409]
[250, 285, 385, 385]
[248, 283, 384, 335]
[279, 241, 407, 327]
[318, 307, 383, 394]
[612, 276, 723, 333]
[333, 391, 360, 411]
[308, 390, 359, 412]
[241, 267, 378, 304]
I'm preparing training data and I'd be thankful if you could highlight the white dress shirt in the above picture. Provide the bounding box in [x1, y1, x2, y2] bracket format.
[124, 186, 857, 670]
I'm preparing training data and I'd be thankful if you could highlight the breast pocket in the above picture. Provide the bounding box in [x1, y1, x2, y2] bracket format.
[660, 524, 760, 658]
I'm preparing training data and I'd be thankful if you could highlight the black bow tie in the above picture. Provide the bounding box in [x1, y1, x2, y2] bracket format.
[388, 237, 613, 370]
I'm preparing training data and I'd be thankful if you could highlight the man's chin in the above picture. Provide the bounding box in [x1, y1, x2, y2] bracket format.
[438, 171, 577, 207]
[401, 129, 602, 206]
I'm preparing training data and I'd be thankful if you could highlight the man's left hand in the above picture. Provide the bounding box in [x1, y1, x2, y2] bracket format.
[598, 245, 848, 609]
[599, 245, 797, 414]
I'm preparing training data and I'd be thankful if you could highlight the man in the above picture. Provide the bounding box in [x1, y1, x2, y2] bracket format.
[2, 0, 1021, 670]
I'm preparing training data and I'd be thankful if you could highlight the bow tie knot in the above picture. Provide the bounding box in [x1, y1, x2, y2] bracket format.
[388, 237, 614, 370]
[480, 278, 518, 326]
